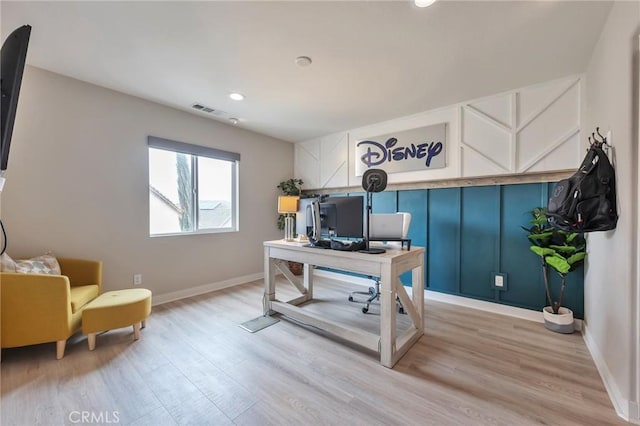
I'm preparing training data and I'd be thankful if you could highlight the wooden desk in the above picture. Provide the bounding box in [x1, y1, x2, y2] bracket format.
[263, 240, 425, 368]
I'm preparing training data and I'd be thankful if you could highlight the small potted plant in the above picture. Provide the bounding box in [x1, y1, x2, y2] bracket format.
[523, 207, 587, 333]
[277, 178, 304, 275]
[277, 178, 303, 231]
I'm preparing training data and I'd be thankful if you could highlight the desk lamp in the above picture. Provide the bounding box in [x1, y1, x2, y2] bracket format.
[278, 196, 299, 241]
[360, 169, 388, 254]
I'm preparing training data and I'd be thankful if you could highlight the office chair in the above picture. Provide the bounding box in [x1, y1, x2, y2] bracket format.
[348, 277, 405, 314]
[348, 211, 411, 314]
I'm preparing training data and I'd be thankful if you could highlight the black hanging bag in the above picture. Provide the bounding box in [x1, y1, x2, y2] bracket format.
[547, 143, 618, 232]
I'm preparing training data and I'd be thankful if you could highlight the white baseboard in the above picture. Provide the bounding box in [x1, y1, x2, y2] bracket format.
[154, 267, 584, 332]
[583, 323, 632, 423]
[315, 269, 586, 329]
[152, 272, 263, 306]
[424, 289, 544, 324]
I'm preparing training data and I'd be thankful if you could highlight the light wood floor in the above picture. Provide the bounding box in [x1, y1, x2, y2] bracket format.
[1, 276, 627, 425]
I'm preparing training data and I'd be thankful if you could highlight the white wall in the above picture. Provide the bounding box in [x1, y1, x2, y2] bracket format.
[1, 66, 293, 300]
[584, 2, 640, 422]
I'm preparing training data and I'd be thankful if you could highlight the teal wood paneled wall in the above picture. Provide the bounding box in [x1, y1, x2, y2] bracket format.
[344, 182, 585, 318]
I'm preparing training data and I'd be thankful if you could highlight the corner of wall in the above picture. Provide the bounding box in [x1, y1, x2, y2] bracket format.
[629, 400, 639, 425]
[583, 322, 631, 422]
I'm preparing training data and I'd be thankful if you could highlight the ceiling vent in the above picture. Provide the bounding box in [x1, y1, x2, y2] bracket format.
[191, 103, 216, 113]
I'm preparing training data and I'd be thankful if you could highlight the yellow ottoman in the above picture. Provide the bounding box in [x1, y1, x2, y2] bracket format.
[82, 288, 152, 350]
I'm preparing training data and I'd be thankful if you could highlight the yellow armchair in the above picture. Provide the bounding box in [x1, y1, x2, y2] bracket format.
[1, 258, 102, 359]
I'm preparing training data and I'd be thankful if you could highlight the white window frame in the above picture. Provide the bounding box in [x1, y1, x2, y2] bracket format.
[148, 136, 240, 237]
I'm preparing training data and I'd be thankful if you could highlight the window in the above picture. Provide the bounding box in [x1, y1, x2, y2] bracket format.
[148, 136, 239, 236]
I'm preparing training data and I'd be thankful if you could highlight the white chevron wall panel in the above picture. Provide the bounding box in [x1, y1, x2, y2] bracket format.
[320, 132, 349, 188]
[468, 94, 512, 128]
[517, 77, 576, 128]
[461, 145, 509, 177]
[526, 132, 581, 173]
[516, 81, 580, 172]
[295, 75, 583, 188]
[462, 101, 512, 175]
[294, 138, 321, 189]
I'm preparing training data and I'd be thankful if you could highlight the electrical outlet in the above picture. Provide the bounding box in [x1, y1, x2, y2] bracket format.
[495, 275, 504, 287]
[492, 272, 507, 291]
[133, 274, 142, 286]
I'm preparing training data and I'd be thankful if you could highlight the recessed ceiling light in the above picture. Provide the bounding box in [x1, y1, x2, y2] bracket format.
[229, 93, 244, 101]
[229, 118, 239, 125]
[415, 0, 436, 7]
[295, 56, 312, 67]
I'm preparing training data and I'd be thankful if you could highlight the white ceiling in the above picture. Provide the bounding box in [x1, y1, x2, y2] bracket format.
[1, 1, 612, 143]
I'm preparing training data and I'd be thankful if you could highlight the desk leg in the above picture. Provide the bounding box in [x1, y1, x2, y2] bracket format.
[264, 247, 276, 315]
[303, 263, 313, 299]
[412, 265, 424, 325]
[379, 263, 396, 368]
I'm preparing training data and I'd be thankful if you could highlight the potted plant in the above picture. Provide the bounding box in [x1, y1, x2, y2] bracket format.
[277, 178, 304, 231]
[277, 178, 304, 275]
[523, 207, 587, 333]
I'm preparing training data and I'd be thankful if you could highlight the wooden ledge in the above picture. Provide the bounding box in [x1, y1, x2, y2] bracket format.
[304, 170, 574, 195]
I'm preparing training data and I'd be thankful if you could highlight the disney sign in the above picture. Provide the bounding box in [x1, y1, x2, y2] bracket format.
[354, 123, 446, 176]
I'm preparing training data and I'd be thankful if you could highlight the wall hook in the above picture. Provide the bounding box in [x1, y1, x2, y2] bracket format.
[589, 126, 611, 152]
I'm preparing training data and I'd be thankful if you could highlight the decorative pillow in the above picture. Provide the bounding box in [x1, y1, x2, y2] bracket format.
[1, 253, 17, 272]
[14, 253, 61, 275]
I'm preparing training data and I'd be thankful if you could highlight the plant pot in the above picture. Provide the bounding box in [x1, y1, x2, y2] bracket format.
[288, 261, 303, 276]
[542, 306, 574, 334]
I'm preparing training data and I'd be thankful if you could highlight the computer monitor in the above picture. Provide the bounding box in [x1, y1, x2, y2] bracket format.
[310, 199, 322, 242]
[296, 196, 364, 240]
[319, 196, 364, 239]
[296, 198, 316, 238]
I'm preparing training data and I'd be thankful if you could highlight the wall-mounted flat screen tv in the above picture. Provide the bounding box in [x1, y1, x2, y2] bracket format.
[1, 25, 31, 176]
